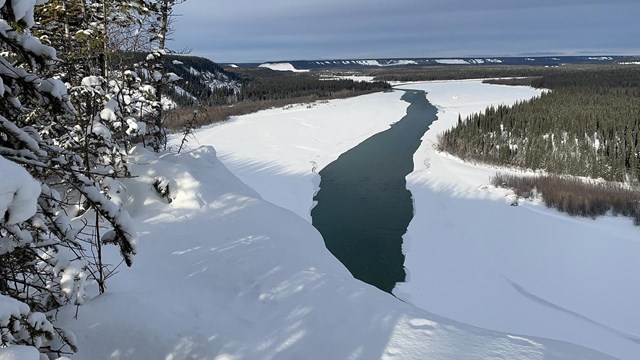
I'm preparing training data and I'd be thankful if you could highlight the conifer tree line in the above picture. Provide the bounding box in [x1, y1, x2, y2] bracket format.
[438, 66, 640, 184]
[239, 73, 390, 102]
[0, 0, 183, 357]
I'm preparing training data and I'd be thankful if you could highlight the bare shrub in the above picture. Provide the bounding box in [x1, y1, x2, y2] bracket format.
[492, 173, 640, 223]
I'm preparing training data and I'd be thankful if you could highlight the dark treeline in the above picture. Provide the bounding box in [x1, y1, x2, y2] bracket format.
[233, 68, 391, 101]
[371, 65, 553, 82]
[370, 64, 640, 83]
[438, 66, 640, 184]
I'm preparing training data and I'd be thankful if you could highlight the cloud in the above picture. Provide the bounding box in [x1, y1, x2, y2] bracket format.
[172, 0, 640, 62]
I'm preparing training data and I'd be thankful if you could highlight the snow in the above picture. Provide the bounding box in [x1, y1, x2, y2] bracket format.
[354, 59, 381, 66]
[17, 32, 57, 60]
[0, 345, 39, 360]
[0, 155, 40, 225]
[388, 59, 418, 66]
[57, 144, 612, 359]
[0, 294, 30, 323]
[60, 259, 88, 305]
[81, 76, 102, 87]
[166, 72, 181, 82]
[258, 62, 309, 72]
[10, 0, 37, 27]
[352, 59, 419, 67]
[435, 59, 469, 65]
[312, 59, 419, 67]
[320, 75, 376, 82]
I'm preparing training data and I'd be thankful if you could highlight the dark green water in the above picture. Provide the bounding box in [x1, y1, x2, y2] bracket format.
[311, 90, 438, 293]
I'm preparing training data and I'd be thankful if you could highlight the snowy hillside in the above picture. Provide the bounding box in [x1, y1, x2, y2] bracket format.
[227, 56, 630, 71]
[258, 62, 309, 72]
[163, 55, 242, 105]
[50, 145, 612, 360]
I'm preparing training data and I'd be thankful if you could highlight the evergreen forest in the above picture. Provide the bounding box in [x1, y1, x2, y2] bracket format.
[438, 66, 640, 184]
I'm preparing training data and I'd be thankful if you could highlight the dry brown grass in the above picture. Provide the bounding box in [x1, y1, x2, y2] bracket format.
[164, 98, 310, 130]
[492, 173, 640, 224]
[164, 89, 384, 130]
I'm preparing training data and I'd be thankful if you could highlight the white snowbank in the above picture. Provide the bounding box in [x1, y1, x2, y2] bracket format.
[258, 62, 309, 72]
[435, 59, 468, 65]
[394, 80, 640, 360]
[355, 60, 418, 67]
[58, 145, 612, 359]
[0, 345, 40, 360]
[0, 155, 40, 225]
[320, 75, 376, 82]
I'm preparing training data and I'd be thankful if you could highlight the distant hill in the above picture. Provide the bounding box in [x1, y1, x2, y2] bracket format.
[166, 55, 242, 106]
[224, 55, 640, 71]
[115, 52, 242, 106]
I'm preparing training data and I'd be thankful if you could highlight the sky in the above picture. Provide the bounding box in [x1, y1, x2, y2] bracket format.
[171, 0, 640, 63]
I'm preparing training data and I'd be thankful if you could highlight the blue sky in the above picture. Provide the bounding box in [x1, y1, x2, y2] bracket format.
[172, 0, 640, 63]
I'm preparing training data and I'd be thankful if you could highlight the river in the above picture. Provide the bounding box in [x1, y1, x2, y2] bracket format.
[311, 89, 438, 292]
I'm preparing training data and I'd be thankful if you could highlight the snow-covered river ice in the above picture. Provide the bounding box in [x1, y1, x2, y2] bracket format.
[311, 89, 438, 292]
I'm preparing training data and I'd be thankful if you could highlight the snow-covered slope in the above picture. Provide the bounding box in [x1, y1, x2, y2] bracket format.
[164, 55, 241, 104]
[56, 145, 612, 359]
[258, 62, 309, 72]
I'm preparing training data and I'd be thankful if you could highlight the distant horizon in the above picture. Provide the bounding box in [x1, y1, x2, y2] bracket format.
[182, 49, 640, 65]
[180, 53, 640, 65]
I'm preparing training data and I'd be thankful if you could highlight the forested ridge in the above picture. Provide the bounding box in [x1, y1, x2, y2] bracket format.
[438, 66, 640, 183]
[239, 72, 390, 101]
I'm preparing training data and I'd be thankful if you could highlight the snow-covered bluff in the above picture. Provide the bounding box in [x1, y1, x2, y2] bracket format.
[53, 145, 612, 359]
[258, 62, 309, 72]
